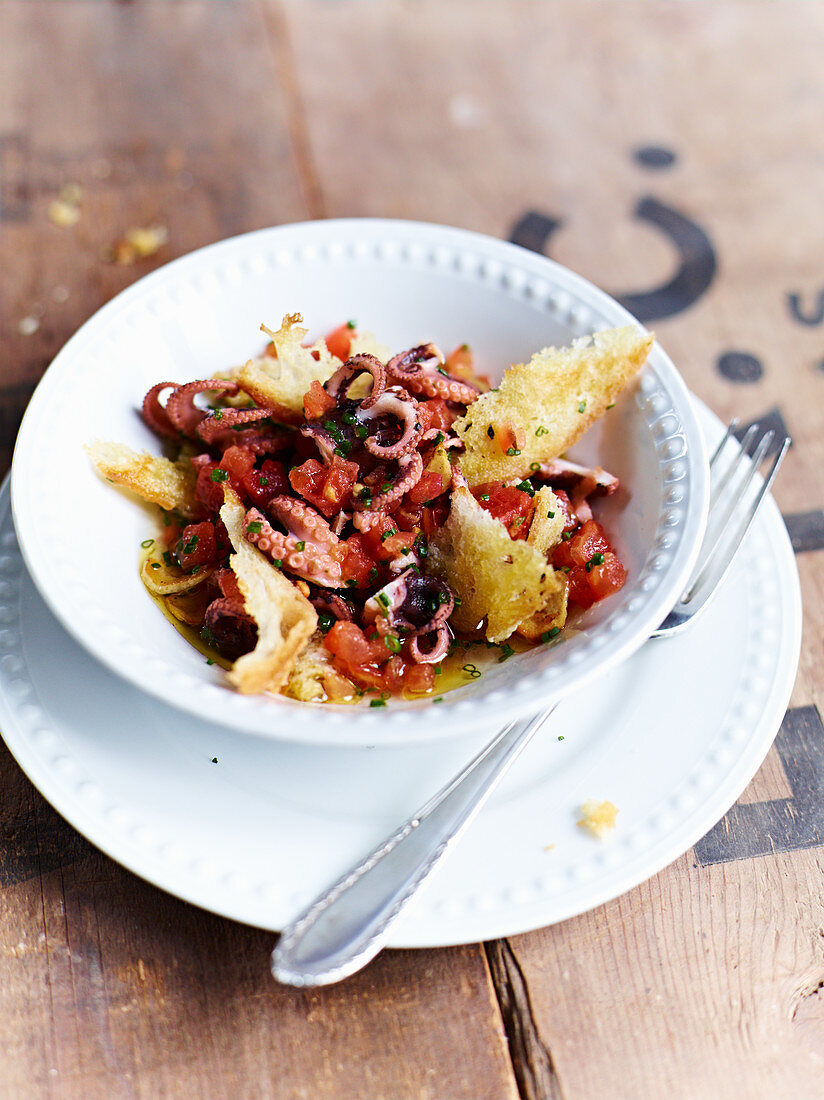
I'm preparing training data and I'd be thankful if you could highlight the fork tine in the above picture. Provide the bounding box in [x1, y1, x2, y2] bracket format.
[682, 431, 788, 606]
[708, 422, 756, 508]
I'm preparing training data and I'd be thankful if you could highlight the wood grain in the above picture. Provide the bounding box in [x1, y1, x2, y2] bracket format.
[2, 0, 824, 1097]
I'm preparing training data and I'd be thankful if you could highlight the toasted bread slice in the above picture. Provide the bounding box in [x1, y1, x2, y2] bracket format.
[428, 485, 566, 643]
[220, 489, 317, 694]
[86, 440, 196, 514]
[453, 326, 652, 485]
[234, 313, 339, 425]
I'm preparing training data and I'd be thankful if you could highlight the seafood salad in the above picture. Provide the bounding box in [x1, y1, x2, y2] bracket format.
[88, 314, 653, 704]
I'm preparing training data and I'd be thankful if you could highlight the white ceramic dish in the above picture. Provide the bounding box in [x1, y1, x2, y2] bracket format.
[0, 405, 802, 941]
[10, 220, 708, 744]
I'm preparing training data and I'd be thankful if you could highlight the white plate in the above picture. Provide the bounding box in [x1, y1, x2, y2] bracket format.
[10, 219, 708, 744]
[0, 403, 801, 945]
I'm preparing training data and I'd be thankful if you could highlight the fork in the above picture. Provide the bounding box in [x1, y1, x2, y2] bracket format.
[271, 420, 790, 987]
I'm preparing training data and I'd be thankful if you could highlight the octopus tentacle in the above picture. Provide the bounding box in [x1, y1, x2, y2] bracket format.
[142, 382, 179, 438]
[353, 451, 424, 518]
[220, 429, 293, 456]
[386, 344, 480, 405]
[165, 379, 240, 438]
[310, 593, 353, 622]
[360, 390, 424, 460]
[246, 499, 346, 588]
[409, 625, 451, 664]
[364, 568, 454, 639]
[325, 353, 386, 409]
[197, 407, 272, 444]
[300, 423, 338, 465]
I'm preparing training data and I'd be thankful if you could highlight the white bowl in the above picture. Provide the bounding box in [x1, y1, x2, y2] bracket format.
[11, 219, 709, 745]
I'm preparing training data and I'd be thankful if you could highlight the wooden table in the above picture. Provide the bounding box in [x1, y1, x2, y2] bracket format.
[2, 2, 823, 1097]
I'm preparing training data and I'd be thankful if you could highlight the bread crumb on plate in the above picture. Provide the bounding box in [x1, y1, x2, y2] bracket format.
[577, 799, 619, 838]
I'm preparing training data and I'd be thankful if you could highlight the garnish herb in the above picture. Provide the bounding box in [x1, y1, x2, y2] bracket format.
[384, 635, 402, 653]
[370, 699, 386, 708]
[498, 643, 515, 662]
[516, 480, 535, 497]
[535, 426, 549, 437]
[246, 521, 263, 535]
[295, 540, 306, 552]
[318, 612, 334, 633]
[381, 528, 398, 542]
[347, 319, 357, 329]
[462, 664, 482, 679]
[506, 447, 521, 456]
[272, 558, 283, 568]
[578, 400, 587, 413]
[141, 538, 154, 548]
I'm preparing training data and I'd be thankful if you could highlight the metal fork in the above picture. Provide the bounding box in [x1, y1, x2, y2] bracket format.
[271, 420, 790, 988]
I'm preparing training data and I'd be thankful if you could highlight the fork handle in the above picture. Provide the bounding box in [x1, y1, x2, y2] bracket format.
[271, 705, 557, 987]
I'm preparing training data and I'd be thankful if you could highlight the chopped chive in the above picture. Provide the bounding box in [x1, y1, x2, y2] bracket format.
[345, 578, 357, 587]
[516, 480, 535, 497]
[506, 447, 521, 456]
[246, 521, 263, 535]
[272, 558, 283, 568]
[535, 426, 549, 437]
[433, 696, 444, 703]
[547, 510, 556, 518]
[606, 402, 615, 410]
[462, 664, 482, 679]
[437, 367, 449, 377]
[384, 635, 402, 653]
[141, 538, 154, 548]
[259, 476, 270, 486]
[381, 528, 398, 542]
[434, 431, 445, 445]
[347, 319, 357, 329]
[578, 400, 587, 413]
[378, 592, 391, 608]
[541, 627, 561, 643]
[342, 411, 357, 425]
[318, 612, 334, 633]
[295, 540, 306, 551]
[380, 482, 393, 493]
[355, 424, 369, 439]
[480, 493, 490, 501]
[150, 562, 161, 570]
[370, 698, 387, 708]
[211, 755, 219, 762]
[498, 643, 515, 662]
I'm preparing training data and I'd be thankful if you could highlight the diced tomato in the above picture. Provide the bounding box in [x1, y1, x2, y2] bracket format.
[289, 456, 358, 517]
[303, 379, 337, 420]
[241, 459, 288, 508]
[472, 483, 534, 540]
[446, 343, 473, 375]
[176, 522, 217, 571]
[403, 663, 436, 694]
[417, 398, 455, 433]
[552, 519, 610, 570]
[392, 500, 424, 530]
[552, 520, 626, 609]
[194, 462, 227, 514]
[325, 621, 388, 666]
[495, 422, 526, 456]
[219, 445, 256, 483]
[551, 488, 579, 532]
[216, 568, 243, 602]
[587, 553, 626, 601]
[324, 322, 355, 362]
[340, 534, 378, 587]
[360, 516, 417, 563]
[421, 502, 449, 538]
[405, 471, 444, 507]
